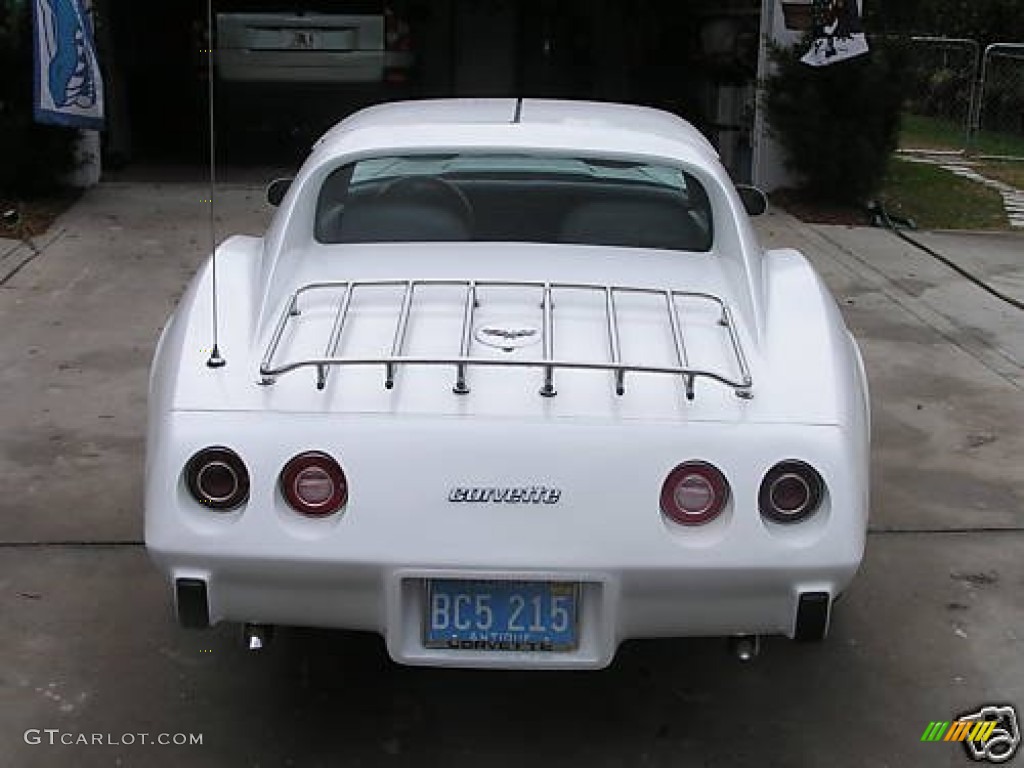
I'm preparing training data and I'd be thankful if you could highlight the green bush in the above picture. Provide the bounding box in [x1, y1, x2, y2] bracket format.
[0, 2, 78, 195]
[762, 39, 908, 204]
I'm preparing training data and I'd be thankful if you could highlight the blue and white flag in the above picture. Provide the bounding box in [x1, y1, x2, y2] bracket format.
[32, 0, 104, 129]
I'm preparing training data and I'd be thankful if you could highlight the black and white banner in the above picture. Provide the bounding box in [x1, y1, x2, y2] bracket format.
[32, 0, 104, 128]
[800, 0, 869, 67]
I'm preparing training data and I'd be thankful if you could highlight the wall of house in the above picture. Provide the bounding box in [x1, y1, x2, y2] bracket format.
[752, 0, 866, 191]
[753, 0, 794, 191]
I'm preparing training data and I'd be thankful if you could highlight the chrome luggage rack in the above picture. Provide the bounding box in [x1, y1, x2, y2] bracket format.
[259, 279, 753, 400]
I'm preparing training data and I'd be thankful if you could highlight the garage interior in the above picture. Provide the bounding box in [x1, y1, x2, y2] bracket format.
[102, 0, 761, 181]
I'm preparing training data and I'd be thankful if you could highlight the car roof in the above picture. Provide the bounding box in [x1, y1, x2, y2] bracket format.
[314, 98, 719, 160]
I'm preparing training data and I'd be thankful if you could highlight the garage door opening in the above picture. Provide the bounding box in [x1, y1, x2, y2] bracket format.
[103, 0, 761, 180]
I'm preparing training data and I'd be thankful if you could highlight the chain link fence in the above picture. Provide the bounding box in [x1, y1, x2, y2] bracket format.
[893, 36, 1024, 160]
[972, 44, 1024, 158]
[896, 36, 979, 154]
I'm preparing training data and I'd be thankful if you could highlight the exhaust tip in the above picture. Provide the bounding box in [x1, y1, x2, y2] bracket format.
[729, 635, 761, 661]
[243, 623, 273, 651]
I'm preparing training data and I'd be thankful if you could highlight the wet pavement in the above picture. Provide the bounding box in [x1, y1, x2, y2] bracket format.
[1, 186, 1021, 767]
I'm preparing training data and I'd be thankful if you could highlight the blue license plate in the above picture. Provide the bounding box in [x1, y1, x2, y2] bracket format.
[424, 580, 580, 652]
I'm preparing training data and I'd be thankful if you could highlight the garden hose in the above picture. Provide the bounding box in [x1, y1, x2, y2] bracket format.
[867, 200, 1024, 312]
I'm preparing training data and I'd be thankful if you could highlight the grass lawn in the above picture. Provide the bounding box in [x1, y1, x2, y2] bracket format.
[877, 158, 1008, 230]
[976, 161, 1024, 190]
[901, 113, 1024, 158]
[900, 113, 971, 151]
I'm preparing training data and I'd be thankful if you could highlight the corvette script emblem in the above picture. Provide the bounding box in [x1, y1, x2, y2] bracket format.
[448, 486, 562, 504]
[474, 323, 541, 351]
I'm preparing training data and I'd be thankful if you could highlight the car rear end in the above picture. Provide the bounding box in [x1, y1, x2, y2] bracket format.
[146, 109, 869, 668]
[147, 403, 867, 669]
[215, 1, 413, 84]
[146, 250, 868, 669]
[212, 1, 415, 152]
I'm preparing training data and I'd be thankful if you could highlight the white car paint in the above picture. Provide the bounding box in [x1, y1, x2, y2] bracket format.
[146, 99, 870, 668]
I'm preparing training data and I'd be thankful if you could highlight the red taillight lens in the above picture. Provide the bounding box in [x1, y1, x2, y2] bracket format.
[759, 461, 824, 524]
[280, 452, 348, 517]
[185, 447, 249, 511]
[660, 461, 730, 526]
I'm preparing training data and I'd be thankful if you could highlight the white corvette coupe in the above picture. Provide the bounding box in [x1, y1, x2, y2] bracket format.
[146, 99, 870, 668]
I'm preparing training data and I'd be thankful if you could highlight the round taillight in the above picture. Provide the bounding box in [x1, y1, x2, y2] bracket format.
[759, 461, 824, 524]
[660, 461, 730, 526]
[280, 452, 348, 517]
[185, 447, 249, 511]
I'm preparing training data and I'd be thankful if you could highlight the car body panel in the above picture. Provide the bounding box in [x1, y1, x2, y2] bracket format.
[146, 99, 870, 668]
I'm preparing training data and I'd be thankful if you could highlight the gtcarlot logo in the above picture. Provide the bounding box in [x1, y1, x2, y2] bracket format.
[24, 729, 203, 747]
[921, 704, 1019, 763]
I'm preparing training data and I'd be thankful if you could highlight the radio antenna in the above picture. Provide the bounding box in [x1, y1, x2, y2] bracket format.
[205, 0, 225, 368]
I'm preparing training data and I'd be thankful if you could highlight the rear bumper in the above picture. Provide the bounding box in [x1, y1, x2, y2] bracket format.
[147, 412, 868, 668]
[216, 50, 413, 84]
[154, 553, 859, 669]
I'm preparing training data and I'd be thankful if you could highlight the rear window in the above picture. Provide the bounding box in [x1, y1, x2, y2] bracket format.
[314, 154, 714, 252]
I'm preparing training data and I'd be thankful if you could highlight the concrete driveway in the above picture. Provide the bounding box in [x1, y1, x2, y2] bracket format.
[1, 185, 1021, 767]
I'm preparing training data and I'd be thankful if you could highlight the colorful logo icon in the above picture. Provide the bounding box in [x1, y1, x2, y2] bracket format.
[921, 704, 1020, 763]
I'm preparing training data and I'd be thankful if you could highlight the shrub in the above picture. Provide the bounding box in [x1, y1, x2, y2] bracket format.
[762, 38, 908, 204]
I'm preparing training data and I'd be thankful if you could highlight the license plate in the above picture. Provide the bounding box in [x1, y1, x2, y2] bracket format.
[424, 580, 579, 652]
[286, 28, 355, 51]
[289, 30, 316, 49]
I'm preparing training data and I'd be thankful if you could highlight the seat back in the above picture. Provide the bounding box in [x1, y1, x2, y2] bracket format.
[558, 199, 711, 251]
[325, 201, 472, 243]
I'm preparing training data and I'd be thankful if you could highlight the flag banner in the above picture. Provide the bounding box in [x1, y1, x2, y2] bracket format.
[800, 0, 869, 67]
[32, 0, 104, 129]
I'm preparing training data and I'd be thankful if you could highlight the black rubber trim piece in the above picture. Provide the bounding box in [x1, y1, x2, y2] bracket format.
[794, 591, 831, 641]
[175, 578, 210, 629]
